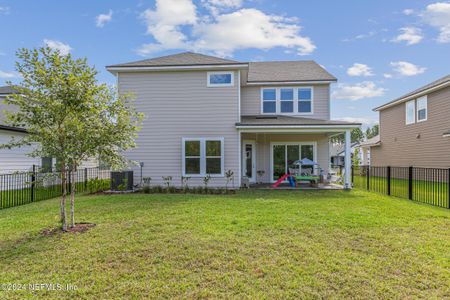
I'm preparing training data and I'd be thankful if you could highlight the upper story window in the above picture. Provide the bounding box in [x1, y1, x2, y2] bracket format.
[207, 71, 234, 87]
[405, 100, 415, 125]
[262, 88, 277, 113]
[405, 96, 428, 125]
[261, 87, 313, 114]
[298, 88, 312, 113]
[417, 96, 427, 122]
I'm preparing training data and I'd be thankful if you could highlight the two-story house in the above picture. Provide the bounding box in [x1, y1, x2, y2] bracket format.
[372, 74, 450, 167]
[106, 52, 360, 188]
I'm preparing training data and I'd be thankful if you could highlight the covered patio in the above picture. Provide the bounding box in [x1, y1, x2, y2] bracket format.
[237, 116, 361, 189]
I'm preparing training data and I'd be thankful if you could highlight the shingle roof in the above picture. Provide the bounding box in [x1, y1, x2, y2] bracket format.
[359, 135, 380, 147]
[107, 52, 242, 68]
[0, 86, 16, 95]
[107, 52, 337, 83]
[247, 61, 337, 83]
[236, 115, 360, 127]
[374, 74, 450, 111]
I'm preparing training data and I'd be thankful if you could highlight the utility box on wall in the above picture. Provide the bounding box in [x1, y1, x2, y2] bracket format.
[111, 171, 134, 191]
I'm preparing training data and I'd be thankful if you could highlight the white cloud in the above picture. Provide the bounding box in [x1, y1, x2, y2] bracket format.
[422, 2, 450, 43]
[0, 6, 10, 14]
[392, 27, 423, 45]
[347, 63, 374, 77]
[390, 61, 426, 76]
[96, 10, 113, 28]
[383, 73, 393, 78]
[403, 9, 415, 15]
[332, 81, 386, 101]
[43, 39, 73, 55]
[0, 70, 19, 79]
[138, 0, 316, 57]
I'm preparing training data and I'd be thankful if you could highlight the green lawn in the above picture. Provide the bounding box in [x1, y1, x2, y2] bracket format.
[0, 190, 449, 299]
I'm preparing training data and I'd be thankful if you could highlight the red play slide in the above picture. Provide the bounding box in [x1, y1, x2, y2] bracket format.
[272, 174, 289, 188]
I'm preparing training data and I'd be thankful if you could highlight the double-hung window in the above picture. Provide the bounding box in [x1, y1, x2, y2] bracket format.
[261, 87, 313, 114]
[207, 71, 234, 87]
[405, 100, 416, 125]
[182, 138, 224, 176]
[298, 88, 312, 113]
[416, 96, 427, 122]
[280, 88, 294, 113]
[262, 88, 277, 113]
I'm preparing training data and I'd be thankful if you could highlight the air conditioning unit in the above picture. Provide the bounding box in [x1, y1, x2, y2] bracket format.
[110, 171, 134, 191]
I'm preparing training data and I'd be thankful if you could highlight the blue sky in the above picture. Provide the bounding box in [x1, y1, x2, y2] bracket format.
[1, 0, 450, 127]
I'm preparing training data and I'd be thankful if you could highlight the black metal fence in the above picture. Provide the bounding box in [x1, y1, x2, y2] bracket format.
[0, 167, 111, 209]
[352, 165, 450, 209]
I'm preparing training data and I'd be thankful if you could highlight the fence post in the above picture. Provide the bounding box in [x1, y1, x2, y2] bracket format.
[408, 166, 413, 200]
[31, 164, 36, 202]
[85, 168, 88, 189]
[387, 166, 391, 196]
[351, 165, 354, 183]
[366, 166, 370, 191]
[448, 168, 450, 209]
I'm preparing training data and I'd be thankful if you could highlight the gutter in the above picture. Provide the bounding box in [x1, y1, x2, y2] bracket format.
[106, 63, 249, 74]
[374, 80, 450, 112]
[236, 124, 361, 129]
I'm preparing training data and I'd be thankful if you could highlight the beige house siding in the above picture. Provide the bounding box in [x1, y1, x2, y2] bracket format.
[0, 96, 18, 125]
[372, 87, 450, 167]
[240, 84, 330, 119]
[241, 133, 329, 182]
[0, 130, 40, 174]
[118, 70, 240, 187]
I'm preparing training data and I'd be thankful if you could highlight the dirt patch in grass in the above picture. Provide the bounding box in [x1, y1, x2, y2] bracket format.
[41, 223, 96, 236]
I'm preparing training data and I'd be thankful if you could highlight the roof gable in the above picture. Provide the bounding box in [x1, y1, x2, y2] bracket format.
[374, 74, 450, 111]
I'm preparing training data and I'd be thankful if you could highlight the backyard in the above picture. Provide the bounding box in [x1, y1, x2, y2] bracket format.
[0, 190, 449, 299]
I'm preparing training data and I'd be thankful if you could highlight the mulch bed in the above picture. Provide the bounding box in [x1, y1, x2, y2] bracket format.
[42, 223, 96, 236]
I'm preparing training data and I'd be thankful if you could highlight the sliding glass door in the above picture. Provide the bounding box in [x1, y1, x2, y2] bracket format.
[271, 143, 316, 181]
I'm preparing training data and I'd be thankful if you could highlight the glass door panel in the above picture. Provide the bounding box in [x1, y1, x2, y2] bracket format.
[287, 145, 300, 173]
[273, 145, 286, 180]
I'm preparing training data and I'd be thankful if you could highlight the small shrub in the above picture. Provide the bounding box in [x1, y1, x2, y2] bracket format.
[142, 185, 151, 193]
[203, 174, 211, 191]
[143, 177, 152, 187]
[225, 170, 234, 190]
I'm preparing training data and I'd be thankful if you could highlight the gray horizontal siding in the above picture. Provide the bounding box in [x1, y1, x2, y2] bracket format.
[241, 84, 330, 119]
[372, 87, 450, 167]
[119, 70, 240, 187]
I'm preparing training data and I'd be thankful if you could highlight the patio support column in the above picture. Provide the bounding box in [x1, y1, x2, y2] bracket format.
[344, 129, 352, 189]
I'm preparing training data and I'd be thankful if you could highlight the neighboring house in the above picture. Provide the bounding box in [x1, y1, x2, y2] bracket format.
[0, 86, 98, 174]
[330, 142, 360, 166]
[372, 74, 450, 167]
[357, 135, 380, 166]
[106, 52, 360, 188]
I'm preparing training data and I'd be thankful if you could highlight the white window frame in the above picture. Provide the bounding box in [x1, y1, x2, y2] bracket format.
[280, 87, 295, 113]
[207, 71, 234, 87]
[298, 87, 314, 114]
[405, 100, 416, 125]
[182, 137, 225, 177]
[260, 86, 314, 115]
[416, 96, 428, 122]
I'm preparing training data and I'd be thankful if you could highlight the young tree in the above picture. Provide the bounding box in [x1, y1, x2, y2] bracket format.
[365, 124, 379, 139]
[1, 47, 143, 231]
[331, 128, 365, 145]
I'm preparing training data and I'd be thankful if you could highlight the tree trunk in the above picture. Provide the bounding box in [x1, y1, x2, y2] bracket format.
[61, 166, 67, 231]
[70, 164, 76, 228]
